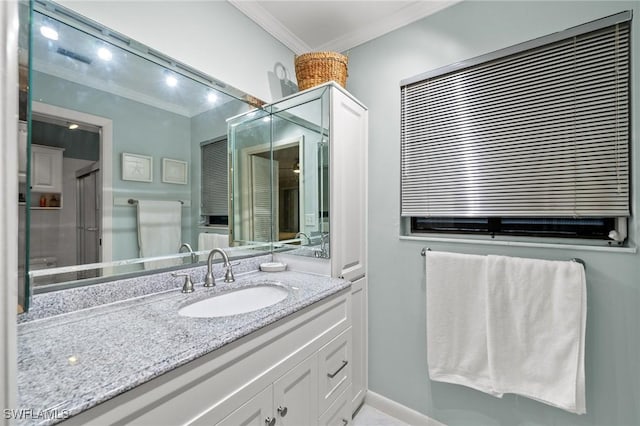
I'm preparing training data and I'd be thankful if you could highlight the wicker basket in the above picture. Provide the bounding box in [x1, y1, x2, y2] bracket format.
[294, 51, 348, 91]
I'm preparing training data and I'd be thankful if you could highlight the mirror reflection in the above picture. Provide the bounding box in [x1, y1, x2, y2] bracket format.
[229, 86, 331, 257]
[20, 4, 257, 294]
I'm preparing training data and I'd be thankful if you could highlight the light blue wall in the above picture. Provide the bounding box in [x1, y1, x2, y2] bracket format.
[346, 2, 640, 425]
[33, 71, 193, 260]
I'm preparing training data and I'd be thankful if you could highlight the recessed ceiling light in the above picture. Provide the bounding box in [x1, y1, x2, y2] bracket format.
[165, 75, 178, 87]
[207, 92, 218, 103]
[68, 123, 79, 130]
[40, 26, 58, 41]
[97, 47, 112, 61]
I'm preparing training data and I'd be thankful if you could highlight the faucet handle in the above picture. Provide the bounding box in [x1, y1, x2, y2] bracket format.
[224, 262, 235, 283]
[172, 273, 195, 293]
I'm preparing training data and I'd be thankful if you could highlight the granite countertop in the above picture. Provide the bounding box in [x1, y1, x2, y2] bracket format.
[17, 269, 349, 425]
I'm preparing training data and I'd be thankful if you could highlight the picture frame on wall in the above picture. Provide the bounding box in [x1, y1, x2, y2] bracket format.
[122, 152, 153, 182]
[162, 158, 188, 185]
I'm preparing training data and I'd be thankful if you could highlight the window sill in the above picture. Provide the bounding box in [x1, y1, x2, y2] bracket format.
[399, 235, 637, 254]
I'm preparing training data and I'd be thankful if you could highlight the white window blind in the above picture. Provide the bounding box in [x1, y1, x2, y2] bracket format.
[201, 138, 228, 216]
[401, 13, 631, 218]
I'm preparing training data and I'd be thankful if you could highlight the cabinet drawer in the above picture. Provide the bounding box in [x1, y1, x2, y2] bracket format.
[319, 384, 352, 426]
[318, 327, 352, 414]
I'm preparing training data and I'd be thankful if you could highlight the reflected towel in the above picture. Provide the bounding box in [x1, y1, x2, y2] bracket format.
[486, 255, 586, 414]
[136, 200, 182, 269]
[198, 232, 229, 251]
[426, 251, 501, 396]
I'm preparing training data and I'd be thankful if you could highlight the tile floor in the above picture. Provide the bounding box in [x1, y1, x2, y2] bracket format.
[352, 404, 410, 426]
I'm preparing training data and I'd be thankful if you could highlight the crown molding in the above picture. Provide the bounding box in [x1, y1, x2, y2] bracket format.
[229, 0, 311, 54]
[317, 1, 461, 53]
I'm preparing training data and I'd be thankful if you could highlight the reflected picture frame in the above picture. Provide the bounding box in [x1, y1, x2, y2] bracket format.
[122, 152, 153, 182]
[162, 158, 188, 185]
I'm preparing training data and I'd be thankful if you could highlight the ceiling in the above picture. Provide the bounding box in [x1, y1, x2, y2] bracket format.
[229, 0, 460, 54]
[31, 10, 239, 118]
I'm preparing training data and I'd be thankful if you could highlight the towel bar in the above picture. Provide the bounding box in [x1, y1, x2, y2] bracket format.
[571, 258, 586, 266]
[128, 198, 184, 205]
[421, 247, 586, 267]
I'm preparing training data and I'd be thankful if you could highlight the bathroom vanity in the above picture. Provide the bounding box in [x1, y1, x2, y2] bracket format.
[16, 3, 368, 424]
[18, 261, 352, 425]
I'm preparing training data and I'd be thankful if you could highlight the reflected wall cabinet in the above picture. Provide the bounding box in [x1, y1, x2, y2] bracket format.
[31, 144, 63, 192]
[30, 144, 64, 209]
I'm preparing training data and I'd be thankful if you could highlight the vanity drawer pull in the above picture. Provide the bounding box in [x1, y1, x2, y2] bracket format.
[265, 416, 276, 426]
[277, 406, 288, 417]
[327, 360, 348, 378]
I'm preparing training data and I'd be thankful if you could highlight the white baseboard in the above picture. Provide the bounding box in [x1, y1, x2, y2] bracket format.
[365, 391, 446, 426]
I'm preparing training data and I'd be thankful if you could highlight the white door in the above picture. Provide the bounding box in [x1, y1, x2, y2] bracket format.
[76, 168, 100, 276]
[330, 89, 367, 281]
[216, 386, 274, 426]
[273, 354, 319, 426]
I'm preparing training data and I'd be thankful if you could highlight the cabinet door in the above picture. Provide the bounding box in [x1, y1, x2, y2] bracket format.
[216, 386, 274, 426]
[31, 144, 63, 192]
[350, 276, 367, 412]
[273, 353, 318, 426]
[330, 88, 367, 281]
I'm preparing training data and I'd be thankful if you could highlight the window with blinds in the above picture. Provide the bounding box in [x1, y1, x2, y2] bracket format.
[400, 12, 631, 240]
[201, 138, 228, 225]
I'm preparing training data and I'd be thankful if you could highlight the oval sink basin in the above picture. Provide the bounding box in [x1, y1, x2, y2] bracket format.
[178, 285, 289, 318]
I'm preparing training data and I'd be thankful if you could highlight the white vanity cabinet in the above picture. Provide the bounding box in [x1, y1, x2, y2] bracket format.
[64, 290, 352, 426]
[216, 359, 322, 426]
[228, 82, 369, 418]
[328, 85, 369, 412]
[212, 328, 353, 426]
[349, 276, 368, 409]
[216, 333, 350, 426]
[330, 86, 368, 283]
[31, 144, 64, 193]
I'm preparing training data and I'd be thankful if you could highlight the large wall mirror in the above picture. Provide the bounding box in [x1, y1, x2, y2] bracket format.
[17, 0, 332, 312]
[18, 0, 265, 306]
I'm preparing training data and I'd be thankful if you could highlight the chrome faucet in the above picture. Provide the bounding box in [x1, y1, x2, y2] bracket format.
[315, 233, 329, 258]
[295, 232, 311, 245]
[204, 248, 235, 287]
[178, 243, 197, 263]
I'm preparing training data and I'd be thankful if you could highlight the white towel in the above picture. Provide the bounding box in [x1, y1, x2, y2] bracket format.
[425, 251, 501, 396]
[486, 255, 586, 414]
[136, 200, 182, 268]
[198, 232, 229, 251]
